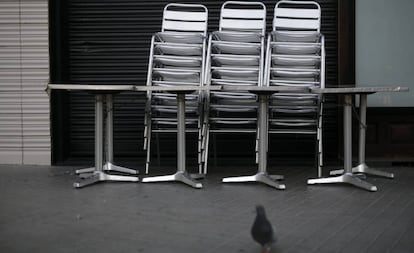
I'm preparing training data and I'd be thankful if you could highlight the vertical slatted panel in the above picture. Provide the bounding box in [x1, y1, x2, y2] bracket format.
[59, 0, 337, 164]
[0, 1, 22, 163]
[0, 0, 50, 165]
[21, 0, 50, 164]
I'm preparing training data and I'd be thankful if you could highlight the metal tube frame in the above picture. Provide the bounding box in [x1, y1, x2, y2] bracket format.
[329, 94, 394, 178]
[74, 94, 139, 188]
[141, 92, 203, 189]
[307, 94, 377, 192]
[222, 93, 285, 190]
[103, 94, 139, 175]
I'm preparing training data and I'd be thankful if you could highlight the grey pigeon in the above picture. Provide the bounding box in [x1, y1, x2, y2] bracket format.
[251, 205, 276, 253]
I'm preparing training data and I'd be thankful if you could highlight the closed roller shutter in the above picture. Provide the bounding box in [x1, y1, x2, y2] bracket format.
[52, 0, 338, 165]
[0, 1, 22, 163]
[0, 0, 50, 165]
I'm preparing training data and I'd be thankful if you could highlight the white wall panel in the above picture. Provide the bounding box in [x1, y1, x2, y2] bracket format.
[356, 0, 414, 107]
[0, 0, 50, 165]
[0, 1, 22, 164]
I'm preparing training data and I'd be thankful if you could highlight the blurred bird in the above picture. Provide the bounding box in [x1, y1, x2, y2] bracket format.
[251, 205, 276, 253]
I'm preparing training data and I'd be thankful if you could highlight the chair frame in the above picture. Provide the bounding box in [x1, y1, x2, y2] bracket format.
[144, 3, 208, 174]
[202, 1, 267, 174]
[264, 0, 325, 177]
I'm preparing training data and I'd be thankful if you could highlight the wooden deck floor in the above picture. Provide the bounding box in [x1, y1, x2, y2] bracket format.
[0, 164, 413, 253]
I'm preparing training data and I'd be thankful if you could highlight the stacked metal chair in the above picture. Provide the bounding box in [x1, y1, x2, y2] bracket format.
[144, 3, 208, 174]
[265, 0, 325, 177]
[202, 1, 267, 174]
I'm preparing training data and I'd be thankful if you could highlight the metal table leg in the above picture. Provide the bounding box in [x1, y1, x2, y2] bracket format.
[74, 94, 139, 188]
[74, 172, 139, 188]
[329, 94, 394, 178]
[142, 92, 203, 189]
[103, 94, 139, 175]
[75, 167, 95, 174]
[75, 95, 139, 176]
[308, 94, 377, 192]
[222, 94, 285, 190]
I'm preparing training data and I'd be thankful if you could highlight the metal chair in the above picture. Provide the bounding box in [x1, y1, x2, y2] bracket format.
[144, 3, 208, 174]
[265, 0, 325, 177]
[202, 1, 267, 174]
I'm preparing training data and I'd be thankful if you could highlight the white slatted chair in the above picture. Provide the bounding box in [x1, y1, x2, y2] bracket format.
[202, 1, 267, 174]
[265, 0, 325, 177]
[144, 3, 208, 174]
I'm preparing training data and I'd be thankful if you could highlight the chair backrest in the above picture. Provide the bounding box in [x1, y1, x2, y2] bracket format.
[219, 1, 267, 35]
[273, 0, 321, 32]
[162, 3, 208, 35]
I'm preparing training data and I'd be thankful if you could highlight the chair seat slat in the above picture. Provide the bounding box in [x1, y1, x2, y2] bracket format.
[164, 10, 208, 21]
[221, 8, 266, 19]
[276, 8, 320, 19]
[163, 20, 207, 33]
[275, 18, 320, 31]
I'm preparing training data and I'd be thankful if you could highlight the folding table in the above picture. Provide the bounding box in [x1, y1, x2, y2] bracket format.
[307, 86, 409, 191]
[47, 84, 139, 188]
[327, 87, 409, 178]
[220, 85, 308, 190]
[139, 85, 221, 189]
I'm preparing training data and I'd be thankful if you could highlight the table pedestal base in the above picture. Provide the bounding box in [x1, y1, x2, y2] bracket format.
[142, 171, 203, 189]
[307, 172, 377, 192]
[75, 162, 139, 175]
[329, 163, 394, 178]
[222, 172, 286, 190]
[104, 162, 139, 175]
[74, 171, 139, 188]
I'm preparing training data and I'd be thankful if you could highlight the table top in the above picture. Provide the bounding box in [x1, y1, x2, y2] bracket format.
[47, 84, 222, 92]
[310, 86, 409, 94]
[222, 85, 308, 93]
[135, 85, 222, 92]
[47, 84, 136, 92]
[47, 84, 409, 95]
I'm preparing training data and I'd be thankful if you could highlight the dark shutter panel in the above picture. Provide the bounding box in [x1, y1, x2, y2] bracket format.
[319, 0, 339, 163]
[60, 0, 338, 165]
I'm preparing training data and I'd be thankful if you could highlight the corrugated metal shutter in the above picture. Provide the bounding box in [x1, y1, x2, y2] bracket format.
[320, 0, 338, 159]
[58, 0, 337, 165]
[0, 0, 50, 165]
[0, 1, 22, 163]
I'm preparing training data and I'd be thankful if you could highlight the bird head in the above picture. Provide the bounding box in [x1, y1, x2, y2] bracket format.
[256, 205, 266, 216]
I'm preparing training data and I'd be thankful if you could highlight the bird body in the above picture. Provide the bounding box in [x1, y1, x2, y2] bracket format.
[251, 205, 275, 253]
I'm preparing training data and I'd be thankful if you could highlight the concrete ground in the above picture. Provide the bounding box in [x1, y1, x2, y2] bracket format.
[0, 164, 413, 253]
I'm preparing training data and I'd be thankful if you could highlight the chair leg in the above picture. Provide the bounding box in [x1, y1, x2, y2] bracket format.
[145, 126, 152, 174]
[255, 127, 259, 164]
[317, 122, 323, 178]
[155, 132, 161, 166]
[212, 133, 217, 168]
[318, 137, 323, 178]
[143, 116, 148, 150]
[203, 129, 210, 175]
[198, 127, 203, 174]
[200, 127, 205, 164]
[314, 133, 322, 178]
